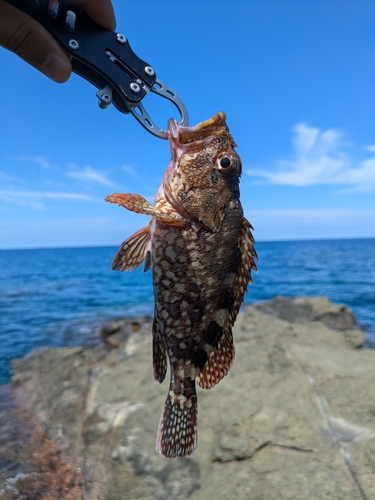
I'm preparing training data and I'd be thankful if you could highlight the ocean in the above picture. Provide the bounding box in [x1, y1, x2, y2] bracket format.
[0, 238, 374, 385]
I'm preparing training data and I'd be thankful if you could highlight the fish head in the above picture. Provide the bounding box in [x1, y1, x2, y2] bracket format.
[163, 112, 242, 232]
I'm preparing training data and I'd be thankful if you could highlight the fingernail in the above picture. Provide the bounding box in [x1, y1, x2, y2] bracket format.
[41, 52, 71, 83]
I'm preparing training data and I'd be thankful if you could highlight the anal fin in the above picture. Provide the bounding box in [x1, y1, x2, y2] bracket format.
[197, 329, 235, 389]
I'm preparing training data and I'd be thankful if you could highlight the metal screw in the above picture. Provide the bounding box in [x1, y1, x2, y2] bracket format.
[130, 82, 141, 93]
[144, 66, 155, 76]
[105, 51, 111, 57]
[98, 93, 111, 109]
[68, 39, 79, 50]
[116, 34, 127, 44]
[96, 85, 113, 109]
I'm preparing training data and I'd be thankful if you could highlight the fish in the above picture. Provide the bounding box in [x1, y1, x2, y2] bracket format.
[105, 112, 257, 458]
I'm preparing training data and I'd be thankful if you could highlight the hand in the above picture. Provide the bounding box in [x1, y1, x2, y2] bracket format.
[0, 0, 116, 83]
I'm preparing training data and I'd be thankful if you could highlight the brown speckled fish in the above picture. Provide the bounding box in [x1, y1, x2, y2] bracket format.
[105, 112, 257, 458]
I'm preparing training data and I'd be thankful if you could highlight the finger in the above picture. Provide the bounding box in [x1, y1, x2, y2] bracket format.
[77, 0, 116, 31]
[0, 1, 72, 83]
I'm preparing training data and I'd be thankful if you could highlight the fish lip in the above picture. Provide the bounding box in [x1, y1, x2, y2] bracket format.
[167, 112, 229, 165]
[168, 118, 180, 139]
[167, 112, 227, 145]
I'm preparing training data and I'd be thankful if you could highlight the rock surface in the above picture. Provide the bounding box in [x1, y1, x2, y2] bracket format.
[2, 296, 375, 500]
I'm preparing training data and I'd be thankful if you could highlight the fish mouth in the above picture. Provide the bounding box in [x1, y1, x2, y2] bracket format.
[168, 112, 228, 147]
[163, 112, 232, 216]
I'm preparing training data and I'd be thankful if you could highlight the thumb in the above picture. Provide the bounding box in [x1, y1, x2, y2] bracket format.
[0, 1, 72, 83]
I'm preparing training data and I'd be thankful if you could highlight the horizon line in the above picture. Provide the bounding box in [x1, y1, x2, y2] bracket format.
[1, 235, 374, 252]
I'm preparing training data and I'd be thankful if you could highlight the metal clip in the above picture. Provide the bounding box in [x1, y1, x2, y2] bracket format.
[128, 80, 189, 139]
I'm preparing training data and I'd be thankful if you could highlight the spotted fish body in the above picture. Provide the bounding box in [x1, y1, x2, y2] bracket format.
[105, 112, 257, 458]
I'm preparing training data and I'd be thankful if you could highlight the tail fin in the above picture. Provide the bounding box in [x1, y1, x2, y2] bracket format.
[156, 379, 198, 458]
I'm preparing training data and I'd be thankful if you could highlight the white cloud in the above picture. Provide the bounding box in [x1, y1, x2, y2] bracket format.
[18, 155, 55, 169]
[246, 123, 375, 190]
[244, 208, 375, 241]
[121, 164, 138, 176]
[0, 171, 22, 182]
[246, 208, 372, 220]
[0, 216, 139, 249]
[66, 165, 116, 187]
[0, 189, 98, 209]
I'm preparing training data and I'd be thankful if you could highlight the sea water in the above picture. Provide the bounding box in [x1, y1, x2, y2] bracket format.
[0, 238, 374, 385]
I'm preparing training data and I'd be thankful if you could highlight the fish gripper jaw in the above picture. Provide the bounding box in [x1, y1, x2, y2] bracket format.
[5, 0, 189, 139]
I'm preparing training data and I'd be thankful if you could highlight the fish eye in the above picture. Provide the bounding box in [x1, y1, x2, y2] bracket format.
[220, 156, 231, 169]
[217, 152, 239, 176]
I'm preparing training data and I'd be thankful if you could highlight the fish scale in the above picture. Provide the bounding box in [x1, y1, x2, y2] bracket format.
[106, 112, 257, 457]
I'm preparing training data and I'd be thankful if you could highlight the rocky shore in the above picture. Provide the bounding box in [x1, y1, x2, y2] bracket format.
[1, 296, 375, 499]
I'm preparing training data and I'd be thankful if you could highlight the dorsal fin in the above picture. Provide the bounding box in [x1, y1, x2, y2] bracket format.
[228, 217, 258, 324]
[197, 217, 257, 389]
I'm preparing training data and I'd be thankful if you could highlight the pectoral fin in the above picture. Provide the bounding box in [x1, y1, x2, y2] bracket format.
[112, 223, 151, 271]
[105, 193, 185, 227]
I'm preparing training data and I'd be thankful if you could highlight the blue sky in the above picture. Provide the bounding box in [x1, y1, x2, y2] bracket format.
[1, 0, 374, 249]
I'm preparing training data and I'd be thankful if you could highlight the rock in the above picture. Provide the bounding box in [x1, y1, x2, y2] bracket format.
[254, 295, 365, 348]
[0, 384, 84, 500]
[99, 316, 152, 347]
[2, 296, 375, 499]
[255, 295, 358, 330]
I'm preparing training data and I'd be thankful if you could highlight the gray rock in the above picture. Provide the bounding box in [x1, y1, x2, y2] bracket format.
[254, 295, 365, 348]
[255, 295, 358, 330]
[3, 296, 375, 499]
[99, 316, 152, 347]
